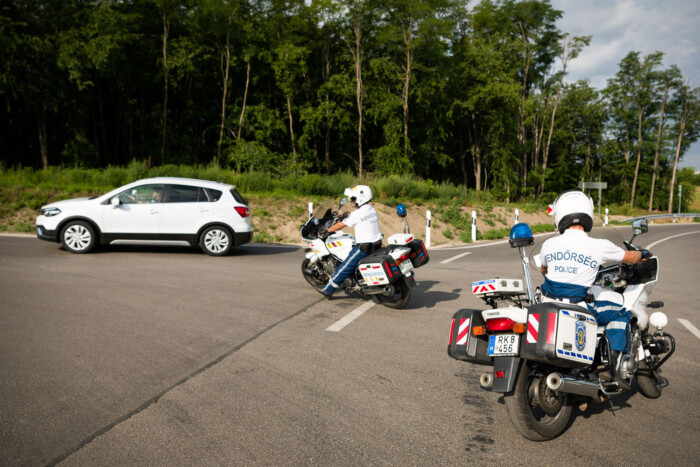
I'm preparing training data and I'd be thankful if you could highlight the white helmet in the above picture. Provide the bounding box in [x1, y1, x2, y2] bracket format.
[344, 185, 373, 206]
[552, 190, 594, 234]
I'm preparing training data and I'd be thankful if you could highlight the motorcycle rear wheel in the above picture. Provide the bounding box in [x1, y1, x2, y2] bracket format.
[636, 359, 662, 399]
[375, 279, 411, 309]
[301, 258, 328, 291]
[504, 360, 572, 441]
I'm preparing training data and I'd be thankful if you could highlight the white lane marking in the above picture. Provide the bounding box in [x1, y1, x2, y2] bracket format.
[646, 230, 700, 250]
[441, 251, 471, 264]
[678, 319, 700, 341]
[437, 232, 554, 251]
[326, 301, 376, 332]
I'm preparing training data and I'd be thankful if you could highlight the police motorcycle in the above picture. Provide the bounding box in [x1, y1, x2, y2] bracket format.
[447, 220, 674, 440]
[300, 199, 429, 309]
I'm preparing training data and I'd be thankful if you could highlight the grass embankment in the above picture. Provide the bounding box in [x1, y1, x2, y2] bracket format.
[0, 163, 678, 245]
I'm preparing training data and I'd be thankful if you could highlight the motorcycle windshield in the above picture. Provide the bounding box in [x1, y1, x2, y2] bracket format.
[313, 201, 336, 220]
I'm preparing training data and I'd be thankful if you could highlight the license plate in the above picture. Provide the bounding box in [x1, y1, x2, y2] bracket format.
[399, 261, 413, 276]
[488, 334, 520, 356]
[359, 264, 389, 285]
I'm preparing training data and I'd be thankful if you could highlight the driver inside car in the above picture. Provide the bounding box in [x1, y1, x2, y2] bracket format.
[540, 190, 650, 387]
[320, 185, 383, 298]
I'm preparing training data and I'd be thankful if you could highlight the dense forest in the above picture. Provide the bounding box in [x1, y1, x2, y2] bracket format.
[1, 0, 698, 211]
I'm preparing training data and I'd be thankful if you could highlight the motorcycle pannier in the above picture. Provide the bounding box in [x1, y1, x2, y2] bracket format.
[358, 253, 402, 285]
[520, 302, 597, 368]
[447, 309, 491, 366]
[408, 239, 430, 268]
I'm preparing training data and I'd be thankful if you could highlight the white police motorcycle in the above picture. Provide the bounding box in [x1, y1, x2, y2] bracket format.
[447, 219, 674, 440]
[300, 199, 429, 309]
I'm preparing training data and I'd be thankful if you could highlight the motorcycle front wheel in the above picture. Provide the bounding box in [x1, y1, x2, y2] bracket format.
[375, 278, 411, 309]
[504, 360, 572, 441]
[301, 258, 328, 292]
[636, 359, 662, 399]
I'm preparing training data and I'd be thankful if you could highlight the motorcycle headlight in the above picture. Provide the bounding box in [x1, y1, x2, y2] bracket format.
[40, 207, 62, 217]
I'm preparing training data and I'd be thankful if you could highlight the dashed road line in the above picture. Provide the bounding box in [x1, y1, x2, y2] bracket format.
[440, 251, 471, 264]
[678, 319, 700, 341]
[326, 301, 376, 332]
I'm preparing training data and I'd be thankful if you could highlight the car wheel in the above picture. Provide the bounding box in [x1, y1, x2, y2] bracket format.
[200, 226, 233, 256]
[61, 220, 97, 254]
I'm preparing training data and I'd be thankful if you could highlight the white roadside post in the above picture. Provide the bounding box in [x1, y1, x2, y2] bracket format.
[308, 202, 313, 218]
[471, 210, 477, 243]
[515, 208, 519, 225]
[604, 208, 609, 226]
[425, 210, 431, 248]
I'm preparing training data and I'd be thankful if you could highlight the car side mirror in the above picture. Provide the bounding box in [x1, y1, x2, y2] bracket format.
[110, 197, 120, 208]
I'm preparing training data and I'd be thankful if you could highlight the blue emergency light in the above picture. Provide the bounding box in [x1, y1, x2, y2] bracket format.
[509, 222, 534, 248]
[396, 203, 407, 218]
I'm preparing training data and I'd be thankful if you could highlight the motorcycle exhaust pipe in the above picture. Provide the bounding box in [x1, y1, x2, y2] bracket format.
[360, 285, 395, 296]
[480, 372, 493, 389]
[546, 373, 600, 399]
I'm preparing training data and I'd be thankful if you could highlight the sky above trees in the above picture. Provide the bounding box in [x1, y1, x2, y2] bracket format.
[550, 0, 700, 169]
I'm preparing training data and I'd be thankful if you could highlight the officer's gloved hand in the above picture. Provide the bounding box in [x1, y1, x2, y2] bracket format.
[641, 249, 653, 259]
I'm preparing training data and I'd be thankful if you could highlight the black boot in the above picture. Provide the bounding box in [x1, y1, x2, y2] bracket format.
[610, 351, 631, 391]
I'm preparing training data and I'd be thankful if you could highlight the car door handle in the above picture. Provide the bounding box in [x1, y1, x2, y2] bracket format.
[149, 210, 159, 214]
[199, 208, 210, 213]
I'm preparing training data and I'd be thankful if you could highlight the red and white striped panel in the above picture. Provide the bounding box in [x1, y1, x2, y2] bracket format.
[472, 284, 496, 294]
[457, 318, 471, 345]
[526, 313, 540, 344]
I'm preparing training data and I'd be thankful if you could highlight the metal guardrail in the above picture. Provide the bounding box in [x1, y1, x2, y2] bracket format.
[621, 213, 700, 222]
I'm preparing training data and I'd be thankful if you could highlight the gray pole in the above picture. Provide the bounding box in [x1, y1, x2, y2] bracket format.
[678, 184, 682, 214]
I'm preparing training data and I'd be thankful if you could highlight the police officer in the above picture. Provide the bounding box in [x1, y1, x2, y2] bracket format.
[540, 190, 650, 387]
[321, 185, 383, 298]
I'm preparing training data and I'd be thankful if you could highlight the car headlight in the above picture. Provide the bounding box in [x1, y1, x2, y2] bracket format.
[39, 207, 62, 217]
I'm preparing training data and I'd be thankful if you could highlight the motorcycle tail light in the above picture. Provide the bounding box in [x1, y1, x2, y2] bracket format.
[396, 253, 411, 265]
[495, 371, 505, 379]
[472, 325, 487, 336]
[486, 318, 515, 332]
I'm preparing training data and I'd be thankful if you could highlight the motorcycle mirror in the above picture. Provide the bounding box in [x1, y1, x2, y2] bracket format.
[339, 197, 348, 208]
[630, 218, 648, 244]
[532, 254, 542, 269]
[632, 219, 648, 235]
[396, 203, 407, 218]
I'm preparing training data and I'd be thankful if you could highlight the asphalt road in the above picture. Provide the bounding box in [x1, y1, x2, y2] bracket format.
[1, 224, 699, 466]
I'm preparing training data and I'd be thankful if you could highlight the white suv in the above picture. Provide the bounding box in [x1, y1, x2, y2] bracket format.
[36, 177, 254, 256]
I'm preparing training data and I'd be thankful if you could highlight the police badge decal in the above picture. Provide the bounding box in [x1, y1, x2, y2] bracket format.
[575, 320, 586, 352]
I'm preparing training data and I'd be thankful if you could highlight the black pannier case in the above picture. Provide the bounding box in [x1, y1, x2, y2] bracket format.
[447, 309, 491, 366]
[408, 239, 429, 268]
[358, 252, 402, 283]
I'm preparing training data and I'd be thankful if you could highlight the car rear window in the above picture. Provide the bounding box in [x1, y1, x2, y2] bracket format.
[230, 188, 248, 205]
[168, 185, 201, 203]
[204, 188, 222, 202]
[167, 185, 223, 203]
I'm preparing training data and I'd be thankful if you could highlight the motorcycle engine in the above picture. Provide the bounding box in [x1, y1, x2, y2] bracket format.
[618, 353, 638, 380]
